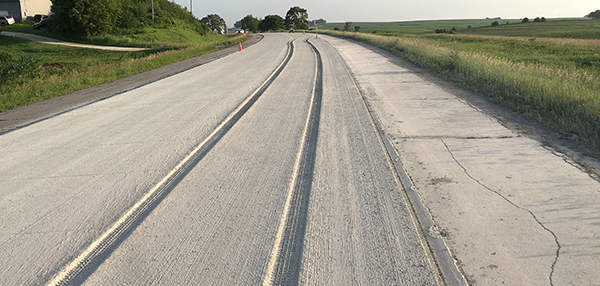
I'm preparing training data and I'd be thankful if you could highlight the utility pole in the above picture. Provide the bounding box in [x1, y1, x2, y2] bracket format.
[151, 0, 154, 20]
[189, 0, 192, 15]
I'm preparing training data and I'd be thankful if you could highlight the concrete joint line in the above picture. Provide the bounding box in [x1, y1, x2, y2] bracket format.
[263, 38, 323, 286]
[46, 39, 296, 286]
[325, 37, 468, 286]
[441, 139, 561, 286]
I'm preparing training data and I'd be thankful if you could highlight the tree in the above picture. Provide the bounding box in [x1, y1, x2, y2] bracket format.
[234, 20, 242, 29]
[50, 0, 120, 36]
[201, 14, 226, 34]
[241, 15, 259, 32]
[491, 21, 499, 27]
[258, 15, 284, 31]
[586, 10, 600, 19]
[343, 21, 352, 31]
[533, 17, 541, 22]
[522, 17, 529, 23]
[541, 17, 547, 22]
[284, 6, 309, 30]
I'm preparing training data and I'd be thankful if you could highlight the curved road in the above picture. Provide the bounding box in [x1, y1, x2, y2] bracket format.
[4, 32, 599, 286]
[0, 34, 437, 285]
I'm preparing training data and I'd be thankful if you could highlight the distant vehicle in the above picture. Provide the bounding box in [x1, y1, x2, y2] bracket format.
[33, 14, 47, 22]
[33, 16, 51, 29]
[0, 15, 15, 26]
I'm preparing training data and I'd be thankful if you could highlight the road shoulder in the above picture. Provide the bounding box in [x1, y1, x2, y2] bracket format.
[323, 35, 600, 285]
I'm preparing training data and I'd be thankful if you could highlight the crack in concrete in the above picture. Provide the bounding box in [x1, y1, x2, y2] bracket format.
[441, 139, 561, 286]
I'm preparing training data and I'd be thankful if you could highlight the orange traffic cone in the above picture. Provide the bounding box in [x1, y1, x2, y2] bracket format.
[316, 33, 319, 39]
[239, 42, 243, 51]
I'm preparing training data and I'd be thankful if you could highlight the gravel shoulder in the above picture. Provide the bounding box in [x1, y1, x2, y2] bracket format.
[323, 35, 600, 285]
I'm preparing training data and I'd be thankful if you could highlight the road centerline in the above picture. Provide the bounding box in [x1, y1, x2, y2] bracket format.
[262, 38, 323, 286]
[46, 39, 296, 286]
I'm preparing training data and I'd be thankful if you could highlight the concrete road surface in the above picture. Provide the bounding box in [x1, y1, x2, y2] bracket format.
[2, 32, 599, 286]
[322, 35, 600, 285]
[1, 34, 437, 285]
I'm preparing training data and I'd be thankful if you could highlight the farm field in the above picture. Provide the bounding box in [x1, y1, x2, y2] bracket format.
[318, 18, 593, 37]
[458, 19, 600, 39]
[320, 18, 600, 152]
[319, 19, 515, 34]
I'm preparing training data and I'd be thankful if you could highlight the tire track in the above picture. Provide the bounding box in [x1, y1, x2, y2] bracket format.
[262, 38, 323, 286]
[46, 39, 296, 286]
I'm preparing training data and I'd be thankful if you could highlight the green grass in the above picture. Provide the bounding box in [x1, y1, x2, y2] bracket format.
[323, 31, 600, 151]
[0, 31, 245, 112]
[319, 18, 599, 39]
[319, 19, 523, 35]
[422, 35, 600, 74]
[458, 19, 600, 39]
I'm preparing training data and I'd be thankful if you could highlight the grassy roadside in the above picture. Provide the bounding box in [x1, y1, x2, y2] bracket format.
[322, 30, 600, 151]
[0, 29, 246, 112]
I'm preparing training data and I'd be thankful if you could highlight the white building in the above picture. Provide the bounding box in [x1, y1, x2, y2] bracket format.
[0, 0, 51, 21]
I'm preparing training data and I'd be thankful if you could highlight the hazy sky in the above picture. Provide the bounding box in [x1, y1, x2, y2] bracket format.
[173, 0, 598, 27]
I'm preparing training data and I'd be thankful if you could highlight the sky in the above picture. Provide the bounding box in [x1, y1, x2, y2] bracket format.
[172, 0, 599, 27]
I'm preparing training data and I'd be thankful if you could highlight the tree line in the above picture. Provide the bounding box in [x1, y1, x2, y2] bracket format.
[198, 6, 317, 34]
[232, 6, 312, 33]
[49, 0, 316, 37]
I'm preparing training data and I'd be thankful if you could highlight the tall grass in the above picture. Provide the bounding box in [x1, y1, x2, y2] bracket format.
[325, 31, 600, 150]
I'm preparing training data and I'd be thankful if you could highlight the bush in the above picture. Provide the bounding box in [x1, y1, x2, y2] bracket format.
[491, 21, 499, 27]
[435, 29, 453, 34]
[586, 10, 600, 19]
[522, 17, 529, 23]
[51, 0, 121, 36]
[0, 50, 39, 84]
[51, 0, 209, 36]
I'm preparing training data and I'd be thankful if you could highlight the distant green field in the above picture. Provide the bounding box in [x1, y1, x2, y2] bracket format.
[319, 19, 522, 34]
[458, 19, 600, 39]
[319, 18, 599, 39]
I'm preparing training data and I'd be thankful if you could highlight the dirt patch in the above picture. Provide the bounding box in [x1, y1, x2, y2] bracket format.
[36, 63, 77, 72]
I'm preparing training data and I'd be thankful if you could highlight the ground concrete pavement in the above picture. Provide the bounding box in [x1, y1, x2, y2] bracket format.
[1, 34, 437, 285]
[323, 35, 600, 285]
[0, 34, 290, 285]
